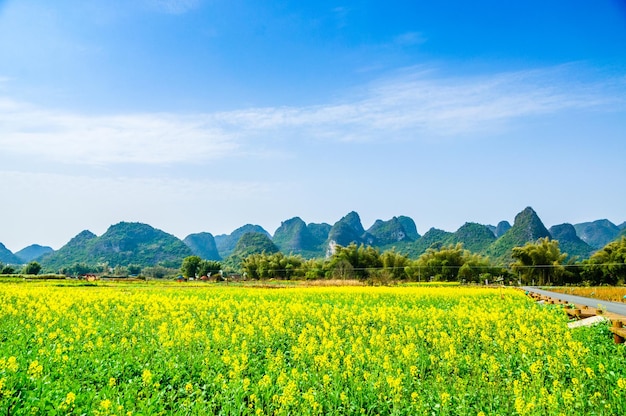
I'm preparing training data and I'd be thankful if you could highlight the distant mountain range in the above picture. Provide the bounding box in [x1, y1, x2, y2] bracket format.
[1, 207, 624, 271]
[36, 222, 192, 271]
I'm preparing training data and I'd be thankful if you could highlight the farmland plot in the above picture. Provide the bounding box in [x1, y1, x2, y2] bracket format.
[0, 284, 625, 415]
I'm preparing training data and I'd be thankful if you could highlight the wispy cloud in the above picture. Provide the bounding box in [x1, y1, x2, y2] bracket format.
[0, 65, 621, 166]
[0, 107, 237, 165]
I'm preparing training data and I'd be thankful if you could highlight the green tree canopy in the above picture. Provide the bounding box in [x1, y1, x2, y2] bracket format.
[511, 237, 567, 285]
[327, 243, 382, 280]
[241, 252, 303, 280]
[581, 236, 626, 285]
[181, 255, 202, 278]
[413, 243, 466, 281]
[22, 261, 42, 275]
[198, 260, 222, 278]
[410, 243, 498, 282]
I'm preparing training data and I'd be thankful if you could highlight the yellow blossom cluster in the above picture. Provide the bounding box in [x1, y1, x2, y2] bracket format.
[0, 283, 625, 414]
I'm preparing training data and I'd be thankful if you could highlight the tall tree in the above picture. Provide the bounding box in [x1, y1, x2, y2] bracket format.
[181, 255, 202, 278]
[198, 260, 222, 278]
[511, 238, 566, 285]
[581, 237, 626, 285]
[327, 243, 382, 280]
[22, 261, 42, 275]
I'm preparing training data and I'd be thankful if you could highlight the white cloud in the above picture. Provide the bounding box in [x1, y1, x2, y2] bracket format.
[210, 65, 618, 142]
[0, 108, 238, 165]
[0, 65, 620, 166]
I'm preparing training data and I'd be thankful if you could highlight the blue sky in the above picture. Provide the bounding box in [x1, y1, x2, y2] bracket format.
[1, 0, 625, 251]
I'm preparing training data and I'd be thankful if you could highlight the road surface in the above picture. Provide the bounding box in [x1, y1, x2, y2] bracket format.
[522, 286, 626, 317]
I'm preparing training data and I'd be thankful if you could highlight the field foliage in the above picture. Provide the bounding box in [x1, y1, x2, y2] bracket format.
[1, 284, 625, 415]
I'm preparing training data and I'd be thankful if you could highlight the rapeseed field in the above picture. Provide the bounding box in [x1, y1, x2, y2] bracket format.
[0, 283, 625, 415]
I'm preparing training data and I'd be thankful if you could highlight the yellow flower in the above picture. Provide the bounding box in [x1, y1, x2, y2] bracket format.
[108, 377, 116, 387]
[27, 360, 43, 379]
[6, 357, 18, 372]
[142, 369, 153, 386]
[185, 382, 193, 394]
[100, 399, 112, 410]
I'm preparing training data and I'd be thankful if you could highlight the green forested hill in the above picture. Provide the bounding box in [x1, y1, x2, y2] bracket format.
[39, 223, 192, 271]
[232, 232, 279, 258]
[486, 207, 551, 263]
[214, 224, 270, 258]
[0, 242, 21, 264]
[272, 217, 321, 256]
[448, 222, 496, 254]
[327, 211, 373, 247]
[183, 232, 221, 260]
[549, 223, 594, 260]
[409, 228, 454, 256]
[367, 217, 413, 246]
[8, 206, 614, 272]
[15, 244, 54, 263]
[573, 219, 621, 249]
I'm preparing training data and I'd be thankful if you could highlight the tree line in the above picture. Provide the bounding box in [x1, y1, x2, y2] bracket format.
[0, 261, 42, 275]
[7, 236, 623, 286]
[177, 236, 626, 285]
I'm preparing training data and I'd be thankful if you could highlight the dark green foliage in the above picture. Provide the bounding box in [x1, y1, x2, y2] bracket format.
[581, 237, 626, 285]
[22, 261, 42, 275]
[448, 222, 496, 254]
[511, 237, 567, 285]
[214, 224, 270, 258]
[327, 243, 382, 279]
[410, 243, 499, 282]
[487, 207, 551, 264]
[0, 263, 16, 274]
[0, 242, 21, 264]
[574, 219, 621, 249]
[549, 223, 594, 260]
[127, 264, 142, 275]
[367, 217, 413, 246]
[241, 252, 303, 279]
[14, 244, 54, 263]
[380, 249, 411, 280]
[142, 265, 177, 279]
[40, 223, 192, 272]
[198, 260, 222, 278]
[183, 232, 221, 260]
[60, 263, 103, 277]
[181, 256, 202, 278]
